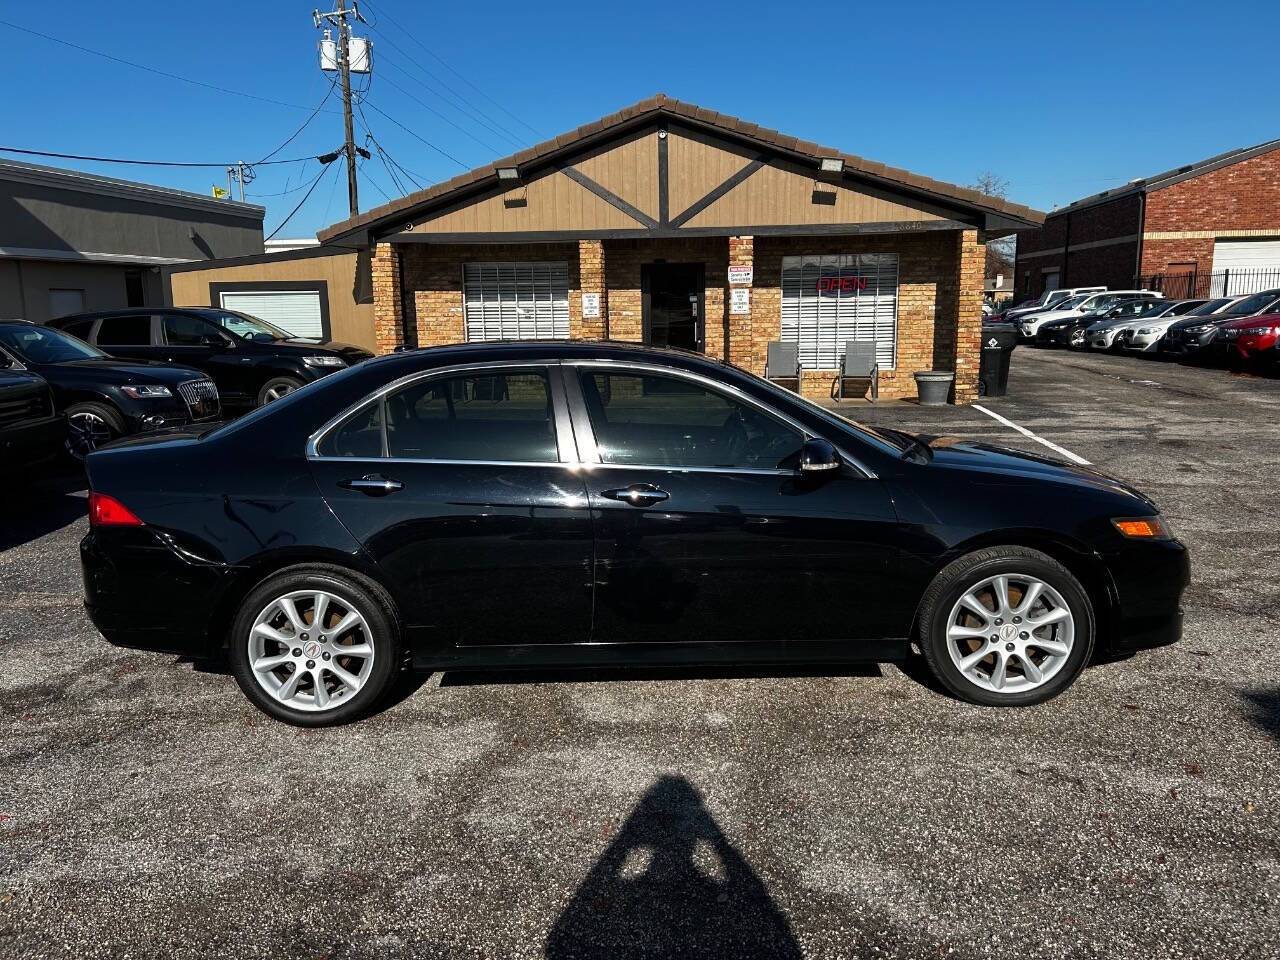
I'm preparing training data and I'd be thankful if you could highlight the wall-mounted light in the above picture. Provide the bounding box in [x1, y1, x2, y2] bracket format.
[818, 157, 844, 174]
[496, 167, 520, 181]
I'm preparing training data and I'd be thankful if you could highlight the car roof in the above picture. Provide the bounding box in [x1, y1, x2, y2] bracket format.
[51, 307, 211, 324]
[384, 339, 733, 368]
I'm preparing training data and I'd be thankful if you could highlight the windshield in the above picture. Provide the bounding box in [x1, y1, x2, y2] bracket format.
[0, 324, 105, 363]
[1055, 295, 1089, 311]
[1225, 290, 1280, 315]
[1186, 298, 1232, 316]
[200, 310, 291, 341]
[748, 372, 905, 458]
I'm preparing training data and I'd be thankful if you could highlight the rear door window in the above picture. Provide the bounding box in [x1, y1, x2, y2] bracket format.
[96, 315, 153, 346]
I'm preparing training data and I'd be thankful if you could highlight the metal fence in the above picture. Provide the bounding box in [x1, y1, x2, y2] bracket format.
[1137, 267, 1280, 299]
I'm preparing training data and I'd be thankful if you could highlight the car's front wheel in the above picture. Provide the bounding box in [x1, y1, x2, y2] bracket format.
[257, 376, 304, 406]
[918, 547, 1094, 706]
[65, 401, 124, 460]
[228, 567, 401, 726]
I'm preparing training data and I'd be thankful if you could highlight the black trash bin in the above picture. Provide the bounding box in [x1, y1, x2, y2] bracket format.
[978, 322, 1018, 397]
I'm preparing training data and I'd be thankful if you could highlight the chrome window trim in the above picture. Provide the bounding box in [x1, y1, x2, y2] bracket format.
[304, 454, 793, 476]
[305, 360, 572, 463]
[562, 358, 878, 479]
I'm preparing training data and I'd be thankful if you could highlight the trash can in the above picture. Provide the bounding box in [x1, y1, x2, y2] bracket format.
[914, 371, 955, 406]
[978, 322, 1018, 397]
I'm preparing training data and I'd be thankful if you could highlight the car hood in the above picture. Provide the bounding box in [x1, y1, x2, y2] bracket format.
[918, 435, 1155, 505]
[1020, 308, 1076, 323]
[36, 358, 208, 386]
[268, 339, 374, 363]
[1219, 312, 1280, 329]
[1169, 314, 1239, 332]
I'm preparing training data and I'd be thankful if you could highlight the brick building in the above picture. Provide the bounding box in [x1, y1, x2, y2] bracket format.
[318, 95, 1040, 403]
[1016, 138, 1280, 300]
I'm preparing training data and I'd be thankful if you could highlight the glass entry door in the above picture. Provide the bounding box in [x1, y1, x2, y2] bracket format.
[642, 263, 704, 351]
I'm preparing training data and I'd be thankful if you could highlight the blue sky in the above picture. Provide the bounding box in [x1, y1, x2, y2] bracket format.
[5, 0, 1277, 239]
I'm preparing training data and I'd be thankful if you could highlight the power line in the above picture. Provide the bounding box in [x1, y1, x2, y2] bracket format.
[361, 100, 469, 169]
[265, 162, 339, 242]
[355, 101, 428, 191]
[359, 0, 543, 138]
[363, 25, 525, 149]
[1, 19, 338, 114]
[377, 71, 505, 156]
[0, 146, 319, 169]
[255, 76, 341, 165]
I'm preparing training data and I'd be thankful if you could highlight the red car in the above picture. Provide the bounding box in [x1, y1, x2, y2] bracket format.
[1218, 312, 1280, 365]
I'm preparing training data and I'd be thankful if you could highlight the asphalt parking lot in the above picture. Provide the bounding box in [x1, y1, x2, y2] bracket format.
[2, 348, 1278, 959]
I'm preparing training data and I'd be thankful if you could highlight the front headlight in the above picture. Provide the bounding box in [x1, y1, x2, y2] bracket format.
[1243, 325, 1278, 336]
[302, 355, 347, 368]
[120, 384, 172, 399]
[1135, 327, 1159, 335]
[1183, 324, 1210, 334]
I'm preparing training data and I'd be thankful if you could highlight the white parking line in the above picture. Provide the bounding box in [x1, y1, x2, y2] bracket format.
[971, 404, 1092, 466]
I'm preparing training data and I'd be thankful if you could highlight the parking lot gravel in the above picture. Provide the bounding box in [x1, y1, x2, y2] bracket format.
[1, 348, 1278, 959]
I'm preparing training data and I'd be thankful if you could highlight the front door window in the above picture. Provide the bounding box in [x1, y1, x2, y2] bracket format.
[644, 264, 703, 351]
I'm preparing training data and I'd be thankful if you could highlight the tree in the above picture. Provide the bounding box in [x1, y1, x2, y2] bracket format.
[969, 171, 1016, 284]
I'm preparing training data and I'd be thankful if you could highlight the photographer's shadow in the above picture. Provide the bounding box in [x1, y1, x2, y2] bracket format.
[546, 775, 801, 958]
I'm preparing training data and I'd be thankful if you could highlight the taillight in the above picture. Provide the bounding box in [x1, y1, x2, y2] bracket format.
[89, 492, 144, 527]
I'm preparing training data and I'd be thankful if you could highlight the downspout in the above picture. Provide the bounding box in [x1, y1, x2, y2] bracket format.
[1134, 191, 1146, 288]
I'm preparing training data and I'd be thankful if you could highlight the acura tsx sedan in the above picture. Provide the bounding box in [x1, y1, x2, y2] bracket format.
[80, 342, 1189, 725]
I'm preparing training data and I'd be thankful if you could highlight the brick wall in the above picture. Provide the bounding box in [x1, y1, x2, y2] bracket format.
[754, 231, 970, 401]
[1016, 194, 1142, 297]
[386, 229, 980, 403]
[371, 243, 403, 354]
[398, 242, 579, 350]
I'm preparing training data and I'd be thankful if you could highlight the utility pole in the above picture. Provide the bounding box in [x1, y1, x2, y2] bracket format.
[315, 0, 366, 216]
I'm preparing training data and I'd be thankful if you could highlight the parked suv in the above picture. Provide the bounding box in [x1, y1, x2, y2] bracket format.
[1003, 286, 1107, 325]
[0, 352, 65, 479]
[0, 321, 219, 458]
[50, 308, 374, 411]
[1017, 290, 1162, 341]
[1162, 289, 1280, 360]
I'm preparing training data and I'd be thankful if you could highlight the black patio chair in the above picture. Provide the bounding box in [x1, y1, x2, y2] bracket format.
[834, 340, 879, 402]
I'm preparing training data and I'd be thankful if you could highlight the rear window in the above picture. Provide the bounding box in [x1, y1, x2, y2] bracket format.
[96, 315, 152, 345]
[59, 318, 95, 339]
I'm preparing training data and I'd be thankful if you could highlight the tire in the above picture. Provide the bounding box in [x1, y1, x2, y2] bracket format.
[257, 376, 304, 406]
[228, 566, 401, 726]
[65, 401, 125, 460]
[917, 546, 1095, 707]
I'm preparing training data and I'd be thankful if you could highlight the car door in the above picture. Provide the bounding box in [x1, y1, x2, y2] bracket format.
[92, 314, 163, 363]
[307, 362, 594, 653]
[158, 313, 251, 404]
[564, 363, 903, 648]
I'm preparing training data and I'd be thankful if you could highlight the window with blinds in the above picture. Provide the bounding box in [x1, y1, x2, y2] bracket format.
[780, 254, 899, 369]
[463, 262, 570, 342]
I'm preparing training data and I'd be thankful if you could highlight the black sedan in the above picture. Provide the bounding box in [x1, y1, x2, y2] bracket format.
[0, 357, 65, 479]
[50, 307, 373, 411]
[0, 321, 220, 456]
[80, 342, 1189, 725]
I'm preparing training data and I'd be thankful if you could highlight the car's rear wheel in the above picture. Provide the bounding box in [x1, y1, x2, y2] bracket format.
[257, 376, 304, 406]
[65, 402, 124, 460]
[918, 547, 1094, 706]
[228, 567, 400, 726]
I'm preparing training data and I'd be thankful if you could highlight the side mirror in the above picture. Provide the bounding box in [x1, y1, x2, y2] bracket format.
[800, 437, 840, 473]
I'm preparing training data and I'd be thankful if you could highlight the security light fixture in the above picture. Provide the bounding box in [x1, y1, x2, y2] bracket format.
[819, 157, 844, 174]
[497, 167, 520, 181]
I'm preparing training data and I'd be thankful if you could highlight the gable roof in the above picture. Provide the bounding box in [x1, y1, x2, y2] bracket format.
[318, 94, 1041, 244]
[1049, 136, 1280, 218]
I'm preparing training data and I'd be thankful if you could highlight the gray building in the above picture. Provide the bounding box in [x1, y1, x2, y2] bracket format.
[0, 159, 264, 324]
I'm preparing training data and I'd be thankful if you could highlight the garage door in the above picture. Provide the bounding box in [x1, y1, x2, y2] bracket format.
[219, 290, 324, 340]
[1211, 240, 1280, 295]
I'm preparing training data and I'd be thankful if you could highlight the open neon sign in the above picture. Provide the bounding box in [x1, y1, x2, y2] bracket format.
[817, 275, 868, 293]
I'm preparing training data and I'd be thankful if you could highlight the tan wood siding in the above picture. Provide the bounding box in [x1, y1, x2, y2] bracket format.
[407, 169, 640, 234]
[168, 251, 375, 351]
[685, 162, 952, 229]
[571, 129, 659, 221]
[666, 128, 754, 218]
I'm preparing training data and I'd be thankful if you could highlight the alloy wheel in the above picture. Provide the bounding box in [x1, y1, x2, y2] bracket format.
[944, 573, 1075, 695]
[67, 411, 113, 459]
[263, 383, 295, 403]
[247, 589, 375, 712]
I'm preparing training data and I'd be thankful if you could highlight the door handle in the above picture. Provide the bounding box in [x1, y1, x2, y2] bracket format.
[338, 474, 404, 496]
[601, 483, 669, 507]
